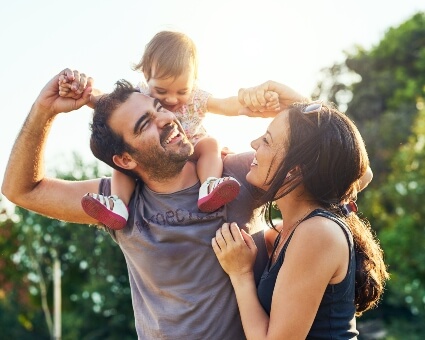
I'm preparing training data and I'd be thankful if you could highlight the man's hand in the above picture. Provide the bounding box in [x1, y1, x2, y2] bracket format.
[1, 68, 100, 225]
[36, 68, 93, 116]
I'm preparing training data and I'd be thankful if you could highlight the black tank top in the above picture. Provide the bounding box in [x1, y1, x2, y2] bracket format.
[257, 209, 358, 339]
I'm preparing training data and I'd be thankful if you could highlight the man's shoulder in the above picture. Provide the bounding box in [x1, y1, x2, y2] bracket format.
[223, 151, 254, 171]
[222, 151, 255, 189]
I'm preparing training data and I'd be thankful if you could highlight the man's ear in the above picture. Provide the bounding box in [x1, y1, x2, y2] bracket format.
[112, 153, 137, 170]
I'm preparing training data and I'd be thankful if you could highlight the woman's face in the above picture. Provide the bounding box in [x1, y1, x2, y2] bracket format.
[247, 111, 289, 190]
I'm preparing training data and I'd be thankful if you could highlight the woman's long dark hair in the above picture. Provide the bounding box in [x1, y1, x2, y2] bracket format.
[262, 102, 389, 315]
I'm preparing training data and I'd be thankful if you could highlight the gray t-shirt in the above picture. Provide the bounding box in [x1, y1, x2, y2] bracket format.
[99, 152, 268, 339]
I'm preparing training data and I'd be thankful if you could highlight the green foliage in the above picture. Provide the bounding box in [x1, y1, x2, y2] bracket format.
[0, 155, 136, 339]
[382, 316, 425, 340]
[314, 12, 425, 181]
[313, 11, 425, 337]
[366, 109, 425, 318]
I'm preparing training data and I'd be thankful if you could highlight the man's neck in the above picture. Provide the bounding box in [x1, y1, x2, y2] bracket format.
[142, 161, 199, 194]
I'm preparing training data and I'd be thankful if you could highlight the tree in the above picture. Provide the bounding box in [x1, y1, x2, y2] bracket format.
[313, 12, 425, 181]
[367, 107, 425, 317]
[0, 154, 136, 339]
[312, 11, 425, 336]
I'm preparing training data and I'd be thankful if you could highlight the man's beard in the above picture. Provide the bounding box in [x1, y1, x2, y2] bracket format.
[131, 138, 194, 181]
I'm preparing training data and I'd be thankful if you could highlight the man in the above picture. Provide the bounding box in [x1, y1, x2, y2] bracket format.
[3, 69, 299, 339]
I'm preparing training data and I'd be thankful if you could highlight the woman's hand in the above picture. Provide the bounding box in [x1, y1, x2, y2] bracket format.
[238, 80, 307, 113]
[212, 222, 258, 279]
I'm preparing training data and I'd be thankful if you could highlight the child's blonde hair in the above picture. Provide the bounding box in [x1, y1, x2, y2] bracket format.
[133, 31, 198, 81]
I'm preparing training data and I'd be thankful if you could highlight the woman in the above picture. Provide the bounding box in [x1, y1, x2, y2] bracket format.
[212, 82, 389, 339]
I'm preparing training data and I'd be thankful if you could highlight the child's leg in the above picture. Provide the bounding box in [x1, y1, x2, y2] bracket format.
[193, 137, 223, 183]
[81, 170, 135, 230]
[194, 137, 241, 213]
[111, 169, 136, 206]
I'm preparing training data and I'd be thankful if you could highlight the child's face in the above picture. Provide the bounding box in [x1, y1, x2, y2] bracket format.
[147, 64, 195, 112]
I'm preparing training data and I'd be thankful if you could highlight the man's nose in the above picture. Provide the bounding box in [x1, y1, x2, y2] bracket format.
[157, 109, 175, 126]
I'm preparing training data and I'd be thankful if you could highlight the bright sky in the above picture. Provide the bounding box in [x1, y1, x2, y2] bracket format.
[1, 0, 424, 202]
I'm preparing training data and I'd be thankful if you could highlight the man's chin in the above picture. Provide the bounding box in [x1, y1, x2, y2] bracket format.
[180, 139, 194, 156]
[166, 140, 192, 160]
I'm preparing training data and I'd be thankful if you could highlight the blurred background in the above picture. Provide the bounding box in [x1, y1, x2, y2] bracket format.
[1, 0, 425, 338]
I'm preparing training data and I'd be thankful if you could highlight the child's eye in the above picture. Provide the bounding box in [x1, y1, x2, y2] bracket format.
[156, 90, 166, 95]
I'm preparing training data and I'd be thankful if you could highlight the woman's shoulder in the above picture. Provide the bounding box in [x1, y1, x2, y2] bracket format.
[293, 215, 349, 251]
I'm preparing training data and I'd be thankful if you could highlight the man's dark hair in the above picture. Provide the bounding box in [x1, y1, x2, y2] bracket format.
[90, 80, 139, 179]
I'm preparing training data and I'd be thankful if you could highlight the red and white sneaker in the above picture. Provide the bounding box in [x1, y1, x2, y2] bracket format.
[198, 177, 241, 213]
[81, 193, 129, 230]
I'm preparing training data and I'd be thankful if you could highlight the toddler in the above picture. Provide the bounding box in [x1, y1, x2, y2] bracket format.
[60, 31, 279, 230]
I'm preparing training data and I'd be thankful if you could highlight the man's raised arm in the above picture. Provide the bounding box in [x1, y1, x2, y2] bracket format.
[2, 69, 101, 224]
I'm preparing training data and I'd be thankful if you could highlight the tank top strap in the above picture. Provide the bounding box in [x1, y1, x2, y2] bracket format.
[281, 208, 354, 254]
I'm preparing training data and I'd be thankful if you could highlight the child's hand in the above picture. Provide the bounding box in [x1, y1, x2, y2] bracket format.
[58, 70, 90, 100]
[221, 146, 235, 160]
[238, 85, 281, 113]
[58, 75, 73, 97]
[264, 91, 280, 112]
[237, 88, 280, 118]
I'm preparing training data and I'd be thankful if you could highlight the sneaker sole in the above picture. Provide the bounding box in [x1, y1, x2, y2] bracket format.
[198, 180, 240, 213]
[81, 196, 127, 230]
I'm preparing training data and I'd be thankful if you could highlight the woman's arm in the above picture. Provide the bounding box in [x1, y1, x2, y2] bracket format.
[213, 217, 348, 339]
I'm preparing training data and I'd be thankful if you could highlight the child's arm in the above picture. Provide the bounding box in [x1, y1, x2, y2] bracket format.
[207, 91, 280, 118]
[58, 73, 103, 109]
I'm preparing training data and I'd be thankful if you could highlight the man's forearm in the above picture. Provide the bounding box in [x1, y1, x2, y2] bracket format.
[2, 102, 101, 224]
[2, 103, 54, 203]
[1, 70, 101, 225]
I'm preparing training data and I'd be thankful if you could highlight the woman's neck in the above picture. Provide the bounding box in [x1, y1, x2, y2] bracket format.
[275, 190, 319, 227]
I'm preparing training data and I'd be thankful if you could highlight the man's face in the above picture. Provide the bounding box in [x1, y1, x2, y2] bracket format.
[108, 92, 194, 181]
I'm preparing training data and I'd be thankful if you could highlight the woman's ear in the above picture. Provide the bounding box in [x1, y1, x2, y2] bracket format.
[112, 153, 137, 170]
[286, 166, 301, 179]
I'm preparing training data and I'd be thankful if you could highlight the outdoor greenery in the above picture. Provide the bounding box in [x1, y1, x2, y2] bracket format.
[313, 12, 425, 338]
[1, 12, 425, 339]
[0, 155, 136, 339]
